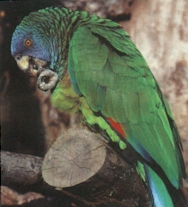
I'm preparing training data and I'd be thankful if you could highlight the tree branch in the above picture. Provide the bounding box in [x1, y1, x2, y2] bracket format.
[1, 151, 43, 186]
[1, 129, 148, 206]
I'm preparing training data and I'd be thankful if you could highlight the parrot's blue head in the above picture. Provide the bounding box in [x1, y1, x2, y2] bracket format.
[11, 29, 51, 63]
[11, 11, 60, 91]
[11, 14, 52, 72]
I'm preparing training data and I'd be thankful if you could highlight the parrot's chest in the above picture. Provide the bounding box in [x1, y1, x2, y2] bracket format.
[50, 73, 81, 114]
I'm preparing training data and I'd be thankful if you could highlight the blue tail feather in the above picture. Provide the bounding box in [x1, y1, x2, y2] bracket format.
[144, 164, 174, 207]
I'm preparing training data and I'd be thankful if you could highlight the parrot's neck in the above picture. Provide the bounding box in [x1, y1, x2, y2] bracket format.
[49, 9, 106, 78]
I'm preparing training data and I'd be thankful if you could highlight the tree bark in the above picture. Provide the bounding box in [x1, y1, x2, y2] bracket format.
[1, 151, 43, 186]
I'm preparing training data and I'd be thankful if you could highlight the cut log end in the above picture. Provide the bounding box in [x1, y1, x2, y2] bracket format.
[42, 129, 106, 188]
[42, 128, 148, 206]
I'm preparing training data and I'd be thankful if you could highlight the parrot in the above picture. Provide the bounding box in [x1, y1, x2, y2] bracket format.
[11, 6, 186, 207]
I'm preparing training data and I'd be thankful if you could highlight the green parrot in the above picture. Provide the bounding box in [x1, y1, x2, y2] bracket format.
[11, 7, 186, 207]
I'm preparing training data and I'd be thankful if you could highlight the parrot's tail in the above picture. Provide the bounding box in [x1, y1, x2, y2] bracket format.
[145, 164, 173, 207]
[144, 164, 187, 207]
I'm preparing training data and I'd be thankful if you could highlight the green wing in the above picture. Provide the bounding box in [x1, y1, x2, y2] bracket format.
[68, 25, 185, 188]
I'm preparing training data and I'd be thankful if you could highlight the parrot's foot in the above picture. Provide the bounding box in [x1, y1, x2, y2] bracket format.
[27, 57, 59, 91]
[29, 57, 48, 76]
[80, 98, 127, 150]
[37, 69, 59, 91]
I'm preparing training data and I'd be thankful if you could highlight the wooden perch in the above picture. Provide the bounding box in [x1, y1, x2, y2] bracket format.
[1, 151, 43, 186]
[1, 128, 148, 206]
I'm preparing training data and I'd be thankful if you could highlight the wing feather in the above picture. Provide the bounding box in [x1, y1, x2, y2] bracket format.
[68, 26, 185, 188]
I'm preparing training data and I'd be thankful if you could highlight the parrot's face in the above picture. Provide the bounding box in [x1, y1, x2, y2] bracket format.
[11, 23, 59, 91]
[11, 27, 49, 70]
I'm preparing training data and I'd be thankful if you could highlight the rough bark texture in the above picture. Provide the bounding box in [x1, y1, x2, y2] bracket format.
[61, 0, 135, 19]
[1, 151, 42, 186]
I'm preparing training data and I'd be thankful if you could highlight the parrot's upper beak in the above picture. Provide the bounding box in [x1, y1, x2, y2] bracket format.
[14, 54, 59, 91]
[14, 54, 30, 71]
[14, 54, 48, 78]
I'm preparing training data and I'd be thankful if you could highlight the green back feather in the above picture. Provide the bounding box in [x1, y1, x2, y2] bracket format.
[68, 25, 185, 190]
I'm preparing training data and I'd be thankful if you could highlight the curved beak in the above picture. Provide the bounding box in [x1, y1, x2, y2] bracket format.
[14, 54, 49, 78]
[14, 54, 30, 71]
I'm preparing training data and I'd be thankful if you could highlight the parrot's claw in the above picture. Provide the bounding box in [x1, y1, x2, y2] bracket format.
[37, 69, 59, 91]
[29, 57, 49, 77]
[14, 54, 58, 91]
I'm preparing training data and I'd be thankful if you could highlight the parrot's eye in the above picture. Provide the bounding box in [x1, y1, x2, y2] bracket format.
[25, 39, 32, 47]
